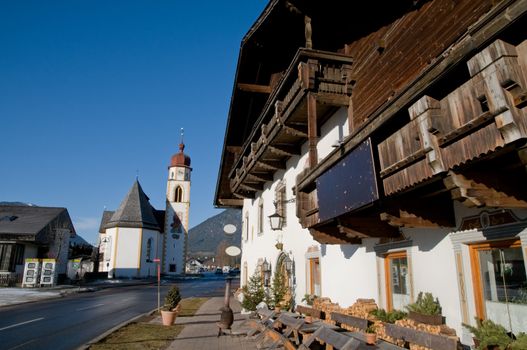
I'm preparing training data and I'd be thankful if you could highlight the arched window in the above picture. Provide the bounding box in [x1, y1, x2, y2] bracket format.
[146, 238, 153, 262]
[174, 186, 183, 202]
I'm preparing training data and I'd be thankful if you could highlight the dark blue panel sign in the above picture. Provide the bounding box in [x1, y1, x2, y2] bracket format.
[316, 138, 378, 222]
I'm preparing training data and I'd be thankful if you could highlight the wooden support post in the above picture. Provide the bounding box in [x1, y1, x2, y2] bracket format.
[308, 92, 318, 168]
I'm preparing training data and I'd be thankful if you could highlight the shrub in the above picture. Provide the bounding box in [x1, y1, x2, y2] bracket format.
[405, 292, 441, 316]
[463, 318, 512, 350]
[302, 294, 318, 306]
[369, 308, 407, 323]
[241, 271, 266, 311]
[164, 285, 181, 311]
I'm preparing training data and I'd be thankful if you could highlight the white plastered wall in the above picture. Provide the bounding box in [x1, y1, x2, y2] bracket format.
[139, 229, 161, 278]
[107, 227, 141, 278]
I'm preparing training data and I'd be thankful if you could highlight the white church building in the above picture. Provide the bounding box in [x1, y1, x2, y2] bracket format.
[98, 142, 192, 278]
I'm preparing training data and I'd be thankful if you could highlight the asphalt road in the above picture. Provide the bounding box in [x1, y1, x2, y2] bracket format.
[0, 273, 239, 350]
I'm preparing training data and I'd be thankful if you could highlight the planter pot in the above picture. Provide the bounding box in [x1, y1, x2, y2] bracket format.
[365, 333, 377, 345]
[161, 310, 178, 326]
[408, 311, 443, 325]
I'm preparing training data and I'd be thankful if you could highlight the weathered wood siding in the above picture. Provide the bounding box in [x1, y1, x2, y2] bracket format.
[378, 39, 527, 195]
[345, 0, 493, 127]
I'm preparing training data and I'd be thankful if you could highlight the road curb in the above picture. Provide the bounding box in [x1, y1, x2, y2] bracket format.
[76, 307, 159, 350]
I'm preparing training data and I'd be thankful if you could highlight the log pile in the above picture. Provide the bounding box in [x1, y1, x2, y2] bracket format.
[310, 297, 458, 350]
[312, 297, 341, 323]
[342, 298, 378, 319]
[374, 322, 404, 347]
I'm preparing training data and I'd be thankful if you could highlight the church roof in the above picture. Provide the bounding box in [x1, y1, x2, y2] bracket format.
[103, 180, 162, 231]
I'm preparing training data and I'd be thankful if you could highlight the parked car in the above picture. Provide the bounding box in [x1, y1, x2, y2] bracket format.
[214, 267, 223, 274]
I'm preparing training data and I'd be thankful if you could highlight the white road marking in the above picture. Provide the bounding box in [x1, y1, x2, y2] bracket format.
[76, 303, 105, 311]
[7, 338, 38, 350]
[0, 317, 45, 331]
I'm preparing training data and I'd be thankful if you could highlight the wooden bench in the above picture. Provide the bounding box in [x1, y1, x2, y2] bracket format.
[299, 325, 361, 350]
[273, 314, 305, 345]
[330, 312, 369, 331]
[296, 305, 325, 320]
[256, 328, 296, 350]
[384, 323, 458, 350]
[246, 308, 277, 338]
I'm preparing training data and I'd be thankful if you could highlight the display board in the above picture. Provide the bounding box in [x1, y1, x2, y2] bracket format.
[39, 259, 57, 286]
[22, 259, 41, 288]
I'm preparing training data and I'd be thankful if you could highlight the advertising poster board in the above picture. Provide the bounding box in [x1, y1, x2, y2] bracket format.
[22, 258, 41, 288]
[40, 259, 57, 286]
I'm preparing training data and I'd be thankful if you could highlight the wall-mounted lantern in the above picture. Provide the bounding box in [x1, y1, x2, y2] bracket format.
[268, 198, 295, 231]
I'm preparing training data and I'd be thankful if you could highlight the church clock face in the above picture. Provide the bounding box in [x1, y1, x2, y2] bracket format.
[176, 168, 185, 180]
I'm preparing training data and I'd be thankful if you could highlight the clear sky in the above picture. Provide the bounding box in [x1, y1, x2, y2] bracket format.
[0, 1, 267, 245]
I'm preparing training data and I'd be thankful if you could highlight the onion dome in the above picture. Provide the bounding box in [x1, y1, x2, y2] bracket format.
[170, 143, 191, 167]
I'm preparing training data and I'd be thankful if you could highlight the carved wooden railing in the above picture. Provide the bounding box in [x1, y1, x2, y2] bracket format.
[378, 39, 527, 196]
[229, 49, 354, 198]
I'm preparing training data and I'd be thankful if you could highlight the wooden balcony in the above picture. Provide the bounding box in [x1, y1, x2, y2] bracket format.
[378, 39, 527, 197]
[228, 49, 354, 199]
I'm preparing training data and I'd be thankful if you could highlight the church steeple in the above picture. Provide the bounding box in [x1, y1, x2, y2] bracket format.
[164, 133, 192, 275]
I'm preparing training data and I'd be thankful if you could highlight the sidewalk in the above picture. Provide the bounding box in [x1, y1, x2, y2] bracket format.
[155, 297, 257, 350]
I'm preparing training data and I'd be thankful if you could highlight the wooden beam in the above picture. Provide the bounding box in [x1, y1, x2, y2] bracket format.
[337, 224, 370, 239]
[307, 92, 318, 168]
[309, 228, 361, 245]
[217, 198, 243, 207]
[247, 172, 274, 183]
[380, 211, 441, 228]
[268, 144, 301, 157]
[338, 216, 399, 238]
[283, 125, 308, 138]
[233, 190, 255, 199]
[256, 160, 286, 171]
[240, 182, 264, 192]
[444, 171, 527, 208]
[237, 83, 271, 94]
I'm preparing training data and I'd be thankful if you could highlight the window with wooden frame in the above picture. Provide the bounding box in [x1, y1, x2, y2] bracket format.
[469, 239, 527, 332]
[257, 199, 264, 234]
[308, 257, 321, 296]
[384, 251, 411, 311]
[275, 181, 287, 227]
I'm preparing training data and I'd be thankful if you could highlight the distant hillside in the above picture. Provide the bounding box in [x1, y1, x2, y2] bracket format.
[0, 202, 34, 206]
[188, 209, 241, 256]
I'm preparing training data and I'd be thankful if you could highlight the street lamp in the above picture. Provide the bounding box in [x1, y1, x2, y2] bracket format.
[262, 259, 271, 287]
[268, 198, 295, 231]
[284, 255, 293, 274]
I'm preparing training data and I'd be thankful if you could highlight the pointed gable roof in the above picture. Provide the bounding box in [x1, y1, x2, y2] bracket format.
[104, 180, 161, 231]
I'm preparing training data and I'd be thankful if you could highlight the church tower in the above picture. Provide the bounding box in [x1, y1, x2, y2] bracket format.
[163, 131, 191, 274]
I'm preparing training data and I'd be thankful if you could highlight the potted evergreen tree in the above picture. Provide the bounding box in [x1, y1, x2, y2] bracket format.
[405, 292, 443, 325]
[161, 285, 182, 326]
[463, 318, 513, 350]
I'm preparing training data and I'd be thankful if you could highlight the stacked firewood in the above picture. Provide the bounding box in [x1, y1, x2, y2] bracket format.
[312, 297, 342, 323]
[342, 298, 378, 319]
[374, 322, 404, 347]
[395, 319, 458, 350]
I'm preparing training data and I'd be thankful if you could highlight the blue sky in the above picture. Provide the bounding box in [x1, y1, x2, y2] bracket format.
[0, 1, 267, 245]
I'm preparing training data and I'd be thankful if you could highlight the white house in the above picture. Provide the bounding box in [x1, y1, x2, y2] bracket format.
[0, 205, 74, 283]
[215, 0, 527, 346]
